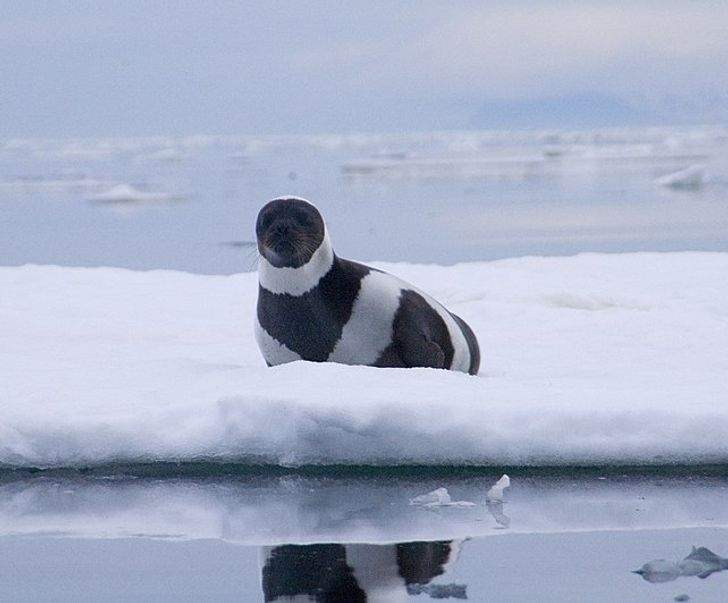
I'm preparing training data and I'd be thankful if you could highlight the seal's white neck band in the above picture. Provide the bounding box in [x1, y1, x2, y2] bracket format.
[258, 228, 334, 296]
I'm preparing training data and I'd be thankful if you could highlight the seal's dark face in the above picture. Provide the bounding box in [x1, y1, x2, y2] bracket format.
[256, 198, 325, 268]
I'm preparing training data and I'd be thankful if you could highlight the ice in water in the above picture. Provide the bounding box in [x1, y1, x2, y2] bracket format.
[633, 546, 728, 583]
[409, 487, 475, 508]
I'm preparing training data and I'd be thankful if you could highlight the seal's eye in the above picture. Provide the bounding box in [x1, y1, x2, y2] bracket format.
[292, 209, 310, 226]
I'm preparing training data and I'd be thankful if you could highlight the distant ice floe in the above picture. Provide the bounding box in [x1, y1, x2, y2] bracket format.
[342, 149, 711, 180]
[0, 177, 113, 193]
[2, 125, 725, 175]
[655, 165, 706, 190]
[90, 184, 184, 205]
[342, 155, 547, 180]
[2, 252, 728, 468]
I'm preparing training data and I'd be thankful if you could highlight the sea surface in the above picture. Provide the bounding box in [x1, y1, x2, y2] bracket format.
[2, 126, 728, 273]
[3, 468, 728, 601]
[3, 126, 728, 601]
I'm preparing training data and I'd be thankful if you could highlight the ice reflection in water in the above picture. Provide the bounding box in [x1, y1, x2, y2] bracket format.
[261, 540, 466, 602]
[634, 546, 728, 583]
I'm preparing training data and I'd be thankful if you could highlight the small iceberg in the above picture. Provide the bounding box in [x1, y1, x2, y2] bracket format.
[90, 184, 183, 205]
[486, 474, 510, 502]
[409, 488, 475, 508]
[135, 148, 185, 163]
[655, 165, 705, 190]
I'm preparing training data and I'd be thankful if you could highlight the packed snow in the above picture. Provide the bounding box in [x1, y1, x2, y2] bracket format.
[2, 252, 728, 469]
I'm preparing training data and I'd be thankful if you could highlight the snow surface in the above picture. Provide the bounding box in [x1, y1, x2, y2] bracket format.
[2, 252, 728, 468]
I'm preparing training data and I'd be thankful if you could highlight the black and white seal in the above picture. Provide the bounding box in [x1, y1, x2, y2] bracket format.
[254, 197, 480, 375]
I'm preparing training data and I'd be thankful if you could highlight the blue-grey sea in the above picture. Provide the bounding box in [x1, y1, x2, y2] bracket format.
[2, 126, 728, 273]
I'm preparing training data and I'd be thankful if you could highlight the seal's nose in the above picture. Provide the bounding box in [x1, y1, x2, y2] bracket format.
[271, 221, 291, 238]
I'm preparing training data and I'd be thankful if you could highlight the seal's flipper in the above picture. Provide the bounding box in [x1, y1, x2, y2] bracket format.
[398, 334, 446, 369]
[391, 290, 451, 369]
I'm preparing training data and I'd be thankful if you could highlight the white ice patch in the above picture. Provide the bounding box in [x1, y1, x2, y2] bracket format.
[2, 252, 728, 468]
[426, 295, 471, 373]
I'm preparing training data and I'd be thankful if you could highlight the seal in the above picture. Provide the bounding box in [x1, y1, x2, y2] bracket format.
[254, 196, 480, 375]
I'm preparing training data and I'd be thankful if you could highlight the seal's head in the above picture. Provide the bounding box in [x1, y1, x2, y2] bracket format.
[256, 197, 326, 268]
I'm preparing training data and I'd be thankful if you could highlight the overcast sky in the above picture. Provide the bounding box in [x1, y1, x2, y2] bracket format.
[2, 1, 728, 137]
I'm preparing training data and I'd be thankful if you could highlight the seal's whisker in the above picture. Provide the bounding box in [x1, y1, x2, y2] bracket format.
[243, 247, 261, 271]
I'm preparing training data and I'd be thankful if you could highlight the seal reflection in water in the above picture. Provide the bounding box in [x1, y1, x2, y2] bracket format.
[255, 197, 480, 374]
[260, 541, 465, 602]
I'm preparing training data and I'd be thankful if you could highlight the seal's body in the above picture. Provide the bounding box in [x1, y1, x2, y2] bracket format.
[255, 197, 480, 375]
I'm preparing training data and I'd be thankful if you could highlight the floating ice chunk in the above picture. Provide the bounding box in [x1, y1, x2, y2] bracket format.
[655, 165, 705, 190]
[90, 184, 183, 204]
[410, 488, 475, 508]
[441, 500, 477, 508]
[411, 487, 451, 506]
[486, 475, 510, 502]
[485, 474, 511, 528]
[633, 560, 682, 583]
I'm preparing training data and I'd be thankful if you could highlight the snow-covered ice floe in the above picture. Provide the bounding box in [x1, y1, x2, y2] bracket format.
[1, 252, 728, 469]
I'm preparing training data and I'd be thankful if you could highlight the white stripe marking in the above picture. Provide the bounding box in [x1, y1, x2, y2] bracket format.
[328, 271, 402, 365]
